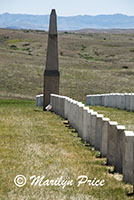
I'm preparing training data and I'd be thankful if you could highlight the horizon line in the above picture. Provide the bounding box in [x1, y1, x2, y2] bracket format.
[0, 12, 134, 17]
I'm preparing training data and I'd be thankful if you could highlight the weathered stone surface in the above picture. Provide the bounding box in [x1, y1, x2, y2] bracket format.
[111, 93, 116, 108]
[120, 94, 126, 110]
[60, 96, 65, 117]
[75, 102, 80, 132]
[56, 95, 61, 114]
[123, 131, 134, 184]
[100, 117, 110, 157]
[36, 95, 40, 106]
[86, 95, 94, 106]
[94, 95, 101, 106]
[101, 94, 105, 106]
[90, 111, 98, 146]
[86, 95, 91, 105]
[45, 9, 58, 71]
[90, 95, 94, 106]
[69, 99, 76, 128]
[36, 94, 43, 106]
[125, 93, 131, 111]
[83, 107, 89, 142]
[95, 114, 104, 151]
[77, 103, 84, 138]
[64, 97, 70, 119]
[104, 94, 109, 107]
[115, 125, 125, 173]
[43, 9, 60, 110]
[130, 93, 134, 111]
[107, 121, 118, 166]
[86, 109, 94, 143]
[110, 93, 116, 107]
[114, 93, 119, 108]
[68, 99, 73, 125]
[50, 94, 56, 111]
[57, 95, 61, 115]
[108, 94, 112, 107]
[71, 100, 77, 129]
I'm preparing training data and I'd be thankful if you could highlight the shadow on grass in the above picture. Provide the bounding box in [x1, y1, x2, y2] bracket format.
[127, 187, 134, 197]
[108, 168, 115, 174]
[101, 161, 108, 166]
[34, 109, 43, 112]
[72, 130, 77, 133]
[95, 152, 101, 158]
[85, 143, 90, 147]
[127, 192, 134, 197]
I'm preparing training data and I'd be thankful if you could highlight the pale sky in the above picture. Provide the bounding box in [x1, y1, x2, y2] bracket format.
[0, 0, 134, 16]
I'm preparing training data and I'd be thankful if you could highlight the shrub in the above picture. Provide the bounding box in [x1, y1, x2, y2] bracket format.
[122, 66, 128, 69]
[10, 45, 18, 50]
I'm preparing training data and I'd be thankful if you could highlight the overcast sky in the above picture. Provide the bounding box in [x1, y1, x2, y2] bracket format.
[0, 0, 134, 16]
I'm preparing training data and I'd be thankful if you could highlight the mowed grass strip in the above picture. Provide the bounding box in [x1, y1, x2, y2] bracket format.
[0, 100, 133, 200]
[90, 106, 134, 131]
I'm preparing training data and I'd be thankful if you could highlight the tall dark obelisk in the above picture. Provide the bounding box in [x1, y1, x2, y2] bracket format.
[43, 9, 60, 111]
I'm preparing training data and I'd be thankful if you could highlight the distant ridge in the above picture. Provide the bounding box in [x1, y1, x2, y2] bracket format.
[73, 28, 134, 34]
[0, 13, 134, 30]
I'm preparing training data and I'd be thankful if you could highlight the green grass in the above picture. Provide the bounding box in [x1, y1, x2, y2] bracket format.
[8, 39, 24, 43]
[89, 106, 134, 131]
[0, 100, 133, 200]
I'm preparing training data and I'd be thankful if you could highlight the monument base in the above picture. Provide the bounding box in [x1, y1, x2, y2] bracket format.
[43, 75, 59, 110]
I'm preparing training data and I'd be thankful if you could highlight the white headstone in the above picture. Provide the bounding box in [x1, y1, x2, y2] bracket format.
[100, 117, 110, 157]
[123, 131, 134, 184]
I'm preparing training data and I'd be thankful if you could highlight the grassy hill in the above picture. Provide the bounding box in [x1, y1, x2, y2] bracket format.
[0, 28, 134, 103]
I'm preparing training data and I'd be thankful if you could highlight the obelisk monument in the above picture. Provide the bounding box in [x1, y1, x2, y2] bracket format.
[43, 9, 60, 111]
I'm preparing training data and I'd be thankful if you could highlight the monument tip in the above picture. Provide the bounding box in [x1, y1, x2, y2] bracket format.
[49, 9, 57, 35]
[51, 9, 56, 15]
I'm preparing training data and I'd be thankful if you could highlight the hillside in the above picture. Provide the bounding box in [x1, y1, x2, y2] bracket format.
[0, 28, 134, 102]
[1, 13, 134, 30]
[74, 28, 134, 34]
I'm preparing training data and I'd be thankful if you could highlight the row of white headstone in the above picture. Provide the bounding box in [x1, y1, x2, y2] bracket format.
[50, 93, 134, 186]
[86, 93, 134, 111]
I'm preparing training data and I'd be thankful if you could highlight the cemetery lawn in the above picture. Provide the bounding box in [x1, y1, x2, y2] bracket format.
[0, 99, 133, 200]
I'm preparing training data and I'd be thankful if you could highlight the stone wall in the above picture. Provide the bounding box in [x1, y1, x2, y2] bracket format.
[50, 93, 134, 186]
[86, 93, 134, 111]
